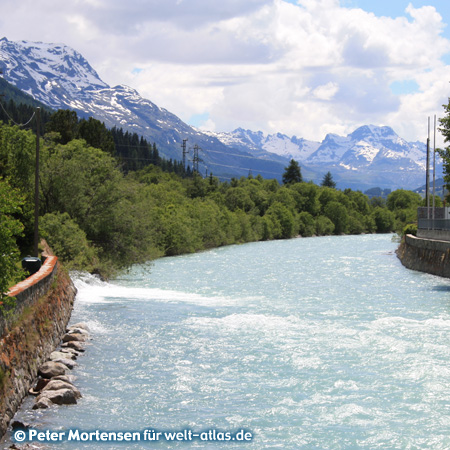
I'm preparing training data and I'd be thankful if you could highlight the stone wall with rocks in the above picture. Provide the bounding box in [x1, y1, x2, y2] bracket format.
[396, 234, 450, 278]
[0, 253, 77, 438]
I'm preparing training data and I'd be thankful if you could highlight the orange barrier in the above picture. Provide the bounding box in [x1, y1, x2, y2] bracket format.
[7, 256, 58, 297]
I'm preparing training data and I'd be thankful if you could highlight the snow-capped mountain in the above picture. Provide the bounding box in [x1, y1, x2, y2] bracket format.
[0, 37, 290, 179]
[202, 128, 319, 161]
[208, 124, 438, 189]
[0, 38, 107, 106]
[0, 37, 438, 189]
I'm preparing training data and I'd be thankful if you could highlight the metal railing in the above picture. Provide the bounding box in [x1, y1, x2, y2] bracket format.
[418, 218, 450, 231]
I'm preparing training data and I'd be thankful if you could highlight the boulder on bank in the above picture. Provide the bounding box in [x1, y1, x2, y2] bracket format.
[32, 397, 53, 410]
[38, 361, 67, 379]
[62, 333, 86, 343]
[60, 347, 79, 358]
[52, 358, 77, 370]
[67, 327, 89, 336]
[52, 374, 76, 384]
[61, 341, 85, 352]
[41, 380, 81, 399]
[35, 388, 78, 406]
[68, 322, 89, 331]
[11, 420, 30, 430]
[29, 378, 49, 395]
[50, 351, 76, 361]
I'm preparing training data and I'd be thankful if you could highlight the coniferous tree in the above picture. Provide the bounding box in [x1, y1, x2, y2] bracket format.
[321, 171, 336, 188]
[282, 159, 302, 184]
[45, 109, 79, 144]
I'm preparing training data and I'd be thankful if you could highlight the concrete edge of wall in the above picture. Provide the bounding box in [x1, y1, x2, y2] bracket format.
[397, 234, 450, 278]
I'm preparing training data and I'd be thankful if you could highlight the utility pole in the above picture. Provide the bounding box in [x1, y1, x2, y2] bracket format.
[432, 114, 436, 224]
[426, 117, 430, 222]
[181, 139, 188, 171]
[34, 107, 41, 257]
[0, 70, 5, 100]
[192, 144, 203, 174]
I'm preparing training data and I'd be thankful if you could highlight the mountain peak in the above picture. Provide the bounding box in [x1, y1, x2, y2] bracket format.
[0, 38, 107, 108]
[349, 124, 397, 140]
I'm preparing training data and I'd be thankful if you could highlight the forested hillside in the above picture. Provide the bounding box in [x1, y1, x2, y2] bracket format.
[0, 102, 427, 287]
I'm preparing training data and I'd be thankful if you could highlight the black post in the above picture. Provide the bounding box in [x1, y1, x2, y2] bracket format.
[426, 117, 430, 224]
[181, 139, 188, 171]
[34, 107, 40, 257]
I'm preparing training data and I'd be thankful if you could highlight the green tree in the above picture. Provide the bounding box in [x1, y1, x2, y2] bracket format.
[315, 215, 335, 235]
[321, 171, 336, 188]
[78, 117, 115, 155]
[40, 212, 98, 271]
[291, 182, 320, 215]
[224, 187, 255, 212]
[386, 189, 421, 211]
[372, 207, 395, 233]
[298, 211, 316, 237]
[0, 179, 24, 300]
[324, 201, 348, 234]
[282, 159, 302, 185]
[45, 109, 79, 144]
[0, 123, 36, 250]
[265, 201, 297, 239]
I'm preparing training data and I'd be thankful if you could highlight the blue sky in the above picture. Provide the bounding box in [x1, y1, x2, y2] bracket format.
[2, 0, 450, 144]
[284, 0, 449, 35]
[283, 0, 450, 66]
[343, 0, 449, 31]
[345, 0, 450, 66]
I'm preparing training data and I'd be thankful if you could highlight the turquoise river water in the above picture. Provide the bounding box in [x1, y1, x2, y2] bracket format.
[5, 234, 450, 449]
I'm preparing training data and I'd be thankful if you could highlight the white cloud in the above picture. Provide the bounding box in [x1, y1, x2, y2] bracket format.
[1, 0, 450, 145]
[313, 82, 339, 100]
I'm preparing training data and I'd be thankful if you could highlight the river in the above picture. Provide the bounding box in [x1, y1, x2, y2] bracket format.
[7, 234, 450, 449]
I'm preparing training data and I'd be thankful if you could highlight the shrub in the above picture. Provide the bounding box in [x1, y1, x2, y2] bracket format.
[39, 212, 98, 271]
[402, 223, 417, 236]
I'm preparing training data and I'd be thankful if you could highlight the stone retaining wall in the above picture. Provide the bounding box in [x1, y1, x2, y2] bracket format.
[0, 256, 58, 338]
[396, 234, 450, 278]
[0, 255, 76, 438]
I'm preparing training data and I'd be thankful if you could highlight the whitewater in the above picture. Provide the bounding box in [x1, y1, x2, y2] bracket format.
[5, 234, 450, 449]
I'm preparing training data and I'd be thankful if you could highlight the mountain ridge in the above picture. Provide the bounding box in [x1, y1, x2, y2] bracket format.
[0, 37, 439, 189]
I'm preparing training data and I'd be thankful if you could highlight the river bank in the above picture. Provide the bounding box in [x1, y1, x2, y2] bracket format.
[396, 234, 450, 278]
[0, 250, 77, 440]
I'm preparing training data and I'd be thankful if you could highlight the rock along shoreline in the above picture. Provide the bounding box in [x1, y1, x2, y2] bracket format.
[5, 322, 90, 450]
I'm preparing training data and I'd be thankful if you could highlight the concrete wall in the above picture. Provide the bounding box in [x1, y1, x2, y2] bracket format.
[0, 255, 77, 438]
[416, 229, 450, 242]
[396, 234, 450, 278]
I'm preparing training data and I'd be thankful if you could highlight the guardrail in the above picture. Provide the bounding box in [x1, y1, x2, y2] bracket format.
[418, 218, 450, 231]
[0, 256, 58, 338]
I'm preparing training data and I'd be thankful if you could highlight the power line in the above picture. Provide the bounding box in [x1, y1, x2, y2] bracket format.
[0, 70, 37, 127]
[0, 100, 36, 127]
[205, 160, 280, 176]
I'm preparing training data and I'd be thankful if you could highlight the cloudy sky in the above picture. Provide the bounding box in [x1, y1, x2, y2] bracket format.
[2, 0, 450, 145]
